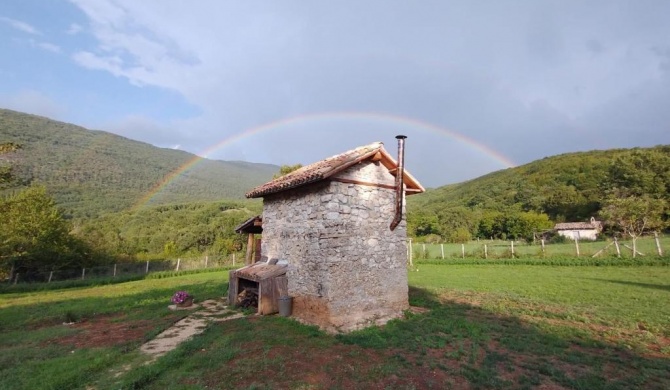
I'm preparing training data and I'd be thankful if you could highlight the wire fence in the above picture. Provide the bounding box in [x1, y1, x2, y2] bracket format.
[410, 233, 668, 261]
[8, 253, 246, 285]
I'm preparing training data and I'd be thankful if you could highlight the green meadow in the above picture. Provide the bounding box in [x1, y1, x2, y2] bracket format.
[1, 264, 668, 389]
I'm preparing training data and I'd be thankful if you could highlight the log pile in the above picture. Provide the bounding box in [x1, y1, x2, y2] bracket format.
[237, 287, 259, 308]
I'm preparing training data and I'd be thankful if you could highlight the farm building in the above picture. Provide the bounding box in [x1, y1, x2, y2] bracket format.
[232, 137, 424, 332]
[554, 217, 603, 240]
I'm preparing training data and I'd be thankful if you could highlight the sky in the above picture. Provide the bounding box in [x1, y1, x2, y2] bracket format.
[1, 1, 669, 188]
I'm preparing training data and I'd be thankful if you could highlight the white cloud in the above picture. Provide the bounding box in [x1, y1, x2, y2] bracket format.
[0, 16, 41, 35]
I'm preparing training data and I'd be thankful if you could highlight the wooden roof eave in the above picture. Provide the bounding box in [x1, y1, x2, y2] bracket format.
[377, 148, 425, 195]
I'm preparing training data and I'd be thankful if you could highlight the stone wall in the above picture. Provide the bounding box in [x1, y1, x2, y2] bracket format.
[261, 160, 409, 332]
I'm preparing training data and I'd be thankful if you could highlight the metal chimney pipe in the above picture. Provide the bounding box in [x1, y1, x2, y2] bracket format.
[390, 135, 407, 231]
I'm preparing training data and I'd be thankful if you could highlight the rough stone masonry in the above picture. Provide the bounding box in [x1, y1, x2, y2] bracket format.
[261, 160, 409, 332]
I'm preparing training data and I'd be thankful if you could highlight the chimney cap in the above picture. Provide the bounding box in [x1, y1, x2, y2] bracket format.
[395, 135, 407, 140]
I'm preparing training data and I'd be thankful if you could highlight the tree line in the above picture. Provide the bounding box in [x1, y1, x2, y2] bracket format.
[407, 146, 670, 243]
[2, 143, 669, 281]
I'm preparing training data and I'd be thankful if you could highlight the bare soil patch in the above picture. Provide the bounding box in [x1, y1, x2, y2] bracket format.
[50, 314, 173, 349]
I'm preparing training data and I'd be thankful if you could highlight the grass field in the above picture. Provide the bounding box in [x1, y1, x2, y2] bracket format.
[1, 265, 668, 389]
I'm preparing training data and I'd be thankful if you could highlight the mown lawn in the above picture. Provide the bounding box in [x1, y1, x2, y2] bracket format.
[1, 265, 668, 389]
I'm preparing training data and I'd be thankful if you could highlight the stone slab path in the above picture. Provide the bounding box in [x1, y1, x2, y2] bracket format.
[139, 299, 245, 361]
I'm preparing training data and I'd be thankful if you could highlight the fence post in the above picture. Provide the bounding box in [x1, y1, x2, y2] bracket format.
[575, 237, 580, 257]
[48, 271, 53, 283]
[233, 253, 236, 266]
[113, 264, 117, 277]
[541, 239, 545, 255]
[81, 268, 86, 280]
[510, 241, 514, 257]
[614, 237, 621, 258]
[176, 258, 181, 271]
[146, 260, 150, 274]
[205, 255, 209, 268]
[441, 244, 444, 260]
[484, 244, 488, 259]
[408, 238, 413, 267]
[655, 232, 663, 256]
[461, 244, 465, 259]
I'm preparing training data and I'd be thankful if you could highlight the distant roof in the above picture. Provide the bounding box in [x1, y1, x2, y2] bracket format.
[235, 215, 262, 234]
[554, 221, 602, 230]
[246, 141, 425, 198]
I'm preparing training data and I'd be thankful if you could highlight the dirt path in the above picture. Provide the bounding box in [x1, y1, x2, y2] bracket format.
[139, 299, 245, 360]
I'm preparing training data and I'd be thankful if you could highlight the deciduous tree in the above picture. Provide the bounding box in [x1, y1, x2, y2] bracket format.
[0, 186, 88, 280]
[600, 194, 667, 257]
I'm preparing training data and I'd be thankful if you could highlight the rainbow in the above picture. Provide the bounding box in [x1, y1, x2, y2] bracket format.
[132, 112, 516, 210]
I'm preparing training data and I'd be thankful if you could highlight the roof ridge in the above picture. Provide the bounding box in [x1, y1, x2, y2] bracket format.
[246, 142, 384, 198]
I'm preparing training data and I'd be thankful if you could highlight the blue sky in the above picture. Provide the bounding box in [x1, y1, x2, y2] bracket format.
[1, 1, 669, 187]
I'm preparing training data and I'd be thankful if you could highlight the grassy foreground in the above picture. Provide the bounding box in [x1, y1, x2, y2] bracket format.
[1, 265, 668, 389]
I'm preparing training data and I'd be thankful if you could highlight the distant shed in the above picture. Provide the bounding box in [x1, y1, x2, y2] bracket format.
[554, 217, 603, 240]
[235, 215, 262, 264]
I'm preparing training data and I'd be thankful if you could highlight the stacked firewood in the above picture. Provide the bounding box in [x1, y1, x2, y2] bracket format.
[237, 287, 259, 308]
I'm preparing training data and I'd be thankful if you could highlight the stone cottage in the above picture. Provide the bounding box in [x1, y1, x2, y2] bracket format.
[244, 139, 424, 332]
[554, 217, 603, 240]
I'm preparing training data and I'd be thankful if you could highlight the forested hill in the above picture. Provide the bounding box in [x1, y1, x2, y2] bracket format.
[407, 145, 670, 240]
[0, 108, 278, 217]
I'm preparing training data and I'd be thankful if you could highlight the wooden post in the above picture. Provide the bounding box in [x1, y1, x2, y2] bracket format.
[624, 243, 644, 257]
[233, 253, 236, 266]
[205, 255, 209, 268]
[146, 260, 150, 274]
[614, 237, 621, 257]
[246, 234, 255, 265]
[484, 244, 488, 259]
[81, 268, 86, 280]
[113, 264, 117, 277]
[510, 241, 514, 257]
[575, 237, 580, 257]
[176, 258, 181, 271]
[461, 244, 465, 259]
[541, 239, 545, 255]
[654, 232, 663, 256]
[441, 244, 444, 260]
[48, 271, 53, 283]
[408, 238, 413, 267]
[633, 237, 637, 258]
[592, 241, 615, 258]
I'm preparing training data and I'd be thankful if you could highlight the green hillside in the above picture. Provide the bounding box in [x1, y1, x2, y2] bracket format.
[407, 145, 670, 241]
[0, 109, 277, 217]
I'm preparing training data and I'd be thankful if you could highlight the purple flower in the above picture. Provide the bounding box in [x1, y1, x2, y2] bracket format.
[171, 291, 191, 304]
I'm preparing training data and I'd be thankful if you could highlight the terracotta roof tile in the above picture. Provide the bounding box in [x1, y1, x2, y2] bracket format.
[246, 142, 384, 198]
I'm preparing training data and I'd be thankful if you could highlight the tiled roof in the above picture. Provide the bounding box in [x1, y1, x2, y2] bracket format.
[554, 221, 602, 230]
[247, 141, 424, 198]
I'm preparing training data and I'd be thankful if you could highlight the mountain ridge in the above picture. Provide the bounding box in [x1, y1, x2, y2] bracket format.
[0, 108, 278, 217]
